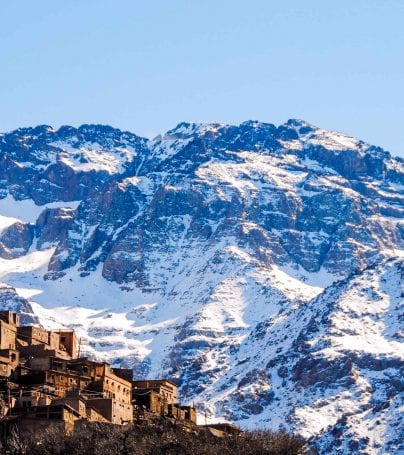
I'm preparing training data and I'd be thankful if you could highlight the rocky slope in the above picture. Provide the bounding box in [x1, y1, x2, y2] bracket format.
[0, 120, 403, 454]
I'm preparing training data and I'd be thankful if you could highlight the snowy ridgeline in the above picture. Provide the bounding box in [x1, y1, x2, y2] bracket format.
[0, 120, 403, 454]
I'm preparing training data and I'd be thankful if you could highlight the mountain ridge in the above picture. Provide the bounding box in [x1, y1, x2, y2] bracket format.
[0, 119, 403, 454]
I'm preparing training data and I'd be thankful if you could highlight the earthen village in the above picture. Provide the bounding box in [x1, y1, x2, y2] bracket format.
[0, 310, 228, 438]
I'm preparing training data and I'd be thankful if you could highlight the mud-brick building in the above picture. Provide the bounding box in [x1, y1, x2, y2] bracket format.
[17, 355, 91, 396]
[0, 349, 19, 378]
[0, 310, 78, 364]
[85, 362, 133, 424]
[17, 326, 77, 359]
[133, 379, 178, 405]
[86, 397, 131, 425]
[15, 390, 52, 410]
[52, 395, 109, 423]
[0, 312, 199, 430]
[6, 403, 81, 435]
[133, 387, 167, 415]
[178, 405, 197, 423]
[16, 357, 133, 424]
[0, 312, 20, 378]
[49, 358, 133, 407]
[132, 379, 197, 424]
[169, 404, 197, 424]
[17, 325, 49, 346]
[0, 311, 19, 350]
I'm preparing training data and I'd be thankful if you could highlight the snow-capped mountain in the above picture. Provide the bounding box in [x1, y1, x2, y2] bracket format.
[0, 120, 403, 453]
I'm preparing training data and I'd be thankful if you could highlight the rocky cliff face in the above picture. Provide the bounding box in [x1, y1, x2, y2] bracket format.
[0, 120, 403, 454]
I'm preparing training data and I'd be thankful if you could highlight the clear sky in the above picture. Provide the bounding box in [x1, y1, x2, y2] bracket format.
[1, 1, 403, 156]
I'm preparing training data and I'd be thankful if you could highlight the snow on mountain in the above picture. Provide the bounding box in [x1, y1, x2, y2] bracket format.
[0, 120, 403, 453]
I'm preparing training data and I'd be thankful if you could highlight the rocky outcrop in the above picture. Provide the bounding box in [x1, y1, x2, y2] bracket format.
[0, 284, 35, 324]
[36, 207, 76, 249]
[0, 222, 34, 258]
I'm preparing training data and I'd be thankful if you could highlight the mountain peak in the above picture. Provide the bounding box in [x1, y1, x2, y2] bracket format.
[285, 118, 316, 134]
[8, 124, 55, 137]
[166, 121, 225, 139]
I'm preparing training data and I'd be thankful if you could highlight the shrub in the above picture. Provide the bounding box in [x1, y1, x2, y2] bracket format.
[0, 419, 310, 455]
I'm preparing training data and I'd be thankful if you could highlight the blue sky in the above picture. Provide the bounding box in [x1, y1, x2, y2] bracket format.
[1, 1, 403, 156]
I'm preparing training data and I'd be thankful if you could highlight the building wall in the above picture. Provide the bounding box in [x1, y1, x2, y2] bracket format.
[45, 370, 91, 396]
[113, 398, 133, 424]
[180, 406, 197, 424]
[102, 370, 132, 405]
[0, 360, 8, 377]
[62, 408, 80, 434]
[17, 326, 49, 345]
[0, 350, 18, 377]
[52, 397, 87, 418]
[168, 404, 186, 420]
[133, 390, 167, 415]
[59, 331, 77, 359]
[86, 406, 109, 423]
[16, 392, 52, 408]
[86, 398, 113, 422]
[0, 349, 19, 371]
[17, 327, 76, 359]
[86, 398, 132, 425]
[0, 321, 17, 350]
[0, 311, 19, 327]
[66, 359, 106, 381]
[48, 332, 60, 351]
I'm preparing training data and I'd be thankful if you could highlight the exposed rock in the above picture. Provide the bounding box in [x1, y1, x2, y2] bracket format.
[0, 222, 34, 258]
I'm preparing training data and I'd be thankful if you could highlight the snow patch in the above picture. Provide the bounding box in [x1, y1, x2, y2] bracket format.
[0, 194, 80, 224]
